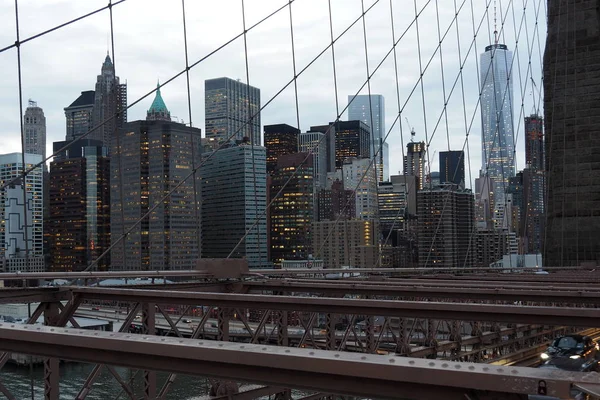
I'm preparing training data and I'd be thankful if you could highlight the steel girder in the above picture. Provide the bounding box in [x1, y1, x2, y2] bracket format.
[0, 324, 597, 399]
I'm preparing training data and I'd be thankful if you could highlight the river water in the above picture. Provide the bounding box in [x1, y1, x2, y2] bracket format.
[0, 362, 219, 399]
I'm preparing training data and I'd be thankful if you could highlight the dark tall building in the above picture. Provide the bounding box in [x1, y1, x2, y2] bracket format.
[205, 77, 261, 145]
[64, 55, 127, 149]
[48, 140, 110, 271]
[522, 114, 545, 254]
[200, 143, 268, 267]
[525, 114, 544, 170]
[110, 89, 202, 270]
[93, 54, 127, 148]
[330, 120, 370, 168]
[65, 90, 95, 141]
[439, 150, 465, 188]
[269, 153, 314, 264]
[404, 142, 426, 190]
[417, 188, 475, 268]
[264, 124, 299, 174]
[544, 0, 600, 266]
[317, 179, 355, 222]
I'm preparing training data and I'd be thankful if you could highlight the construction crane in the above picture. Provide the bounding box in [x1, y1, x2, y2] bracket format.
[530, 77, 542, 115]
[405, 117, 416, 142]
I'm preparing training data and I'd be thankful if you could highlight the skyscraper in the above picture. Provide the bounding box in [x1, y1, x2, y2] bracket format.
[439, 150, 465, 188]
[64, 55, 127, 148]
[49, 140, 110, 271]
[404, 141, 426, 190]
[348, 94, 388, 181]
[205, 77, 261, 145]
[65, 90, 95, 141]
[200, 143, 268, 267]
[525, 114, 544, 170]
[93, 54, 127, 148]
[110, 89, 202, 271]
[309, 124, 336, 173]
[269, 153, 314, 264]
[417, 188, 475, 268]
[23, 100, 46, 161]
[332, 120, 371, 168]
[264, 124, 299, 174]
[298, 131, 327, 189]
[523, 114, 544, 253]
[0, 153, 44, 272]
[480, 43, 515, 224]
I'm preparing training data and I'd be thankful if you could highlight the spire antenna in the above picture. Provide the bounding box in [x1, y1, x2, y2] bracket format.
[493, 0, 498, 44]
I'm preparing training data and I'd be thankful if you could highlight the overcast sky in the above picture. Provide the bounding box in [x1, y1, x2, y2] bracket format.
[0, 0, 546, 188]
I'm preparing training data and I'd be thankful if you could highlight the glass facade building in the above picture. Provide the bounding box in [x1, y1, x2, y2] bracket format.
[298, 131, 327, 189]
[205, 77, 261, 146]
[264, 123, 299, 174]
[200, 143, 268, 267]
[110, 120, 202, 271]
[331, 120, 371, 168]
[439, 150, 465, 188]
[480, 43, 515, 226]
[49, 140, 110, 271]
[269, 152, 314, 264]
[347, 94, 388, 181]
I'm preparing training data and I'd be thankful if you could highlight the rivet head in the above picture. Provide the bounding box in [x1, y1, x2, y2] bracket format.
[361, 356, 367, 360]
[455, 365, 461, 369]
[389, 359, 395, 363]
[442, 363, 449, 368]
[409, 360, 415, 365]
[429, 362, 435, 366]
[334, 354, 340, 358]
[511, 370, 518, 374]
[309, 352, 315, 355]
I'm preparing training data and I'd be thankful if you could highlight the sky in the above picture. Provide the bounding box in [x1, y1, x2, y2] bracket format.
[0, 0, 546, 189]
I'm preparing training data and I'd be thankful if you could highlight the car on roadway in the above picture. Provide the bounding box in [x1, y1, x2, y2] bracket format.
[182, 318, 192, 323]
[529, 357, 600, 400]
[540, 335, 598, 362]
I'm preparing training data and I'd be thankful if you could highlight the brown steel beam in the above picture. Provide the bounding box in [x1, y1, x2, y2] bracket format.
[0, 287, 69, 304]
[245, 280, 600, 303]
[0, 270, 211, 281]
[72, 287, 600, 326]
[0, 324, 589, 399]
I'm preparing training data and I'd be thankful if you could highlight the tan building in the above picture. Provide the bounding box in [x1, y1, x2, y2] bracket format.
[313, 220, 378, 269]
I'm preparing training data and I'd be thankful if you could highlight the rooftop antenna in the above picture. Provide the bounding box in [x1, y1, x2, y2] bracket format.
[493, 0, 498, 45]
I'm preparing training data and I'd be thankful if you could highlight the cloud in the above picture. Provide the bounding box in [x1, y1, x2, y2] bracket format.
[0, 0, 546, 188]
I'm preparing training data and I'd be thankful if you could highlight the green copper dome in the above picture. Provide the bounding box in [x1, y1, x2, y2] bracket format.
[148, 82, 169, 114]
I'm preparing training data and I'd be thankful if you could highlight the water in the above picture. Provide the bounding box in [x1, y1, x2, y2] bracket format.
[0, 362, 213, 399]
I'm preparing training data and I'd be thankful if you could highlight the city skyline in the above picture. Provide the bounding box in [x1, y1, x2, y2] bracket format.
[0, 1, 544, 188]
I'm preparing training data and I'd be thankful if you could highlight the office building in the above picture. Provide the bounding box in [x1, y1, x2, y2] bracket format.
[480, 43, 515, 226]
[23, 100, 46, 161]
[439, 150, 465, 188]
[342, 157, 378, 220]
[309, 124, 336, 173]
[378, 175, 417, 233]
[264, 124, 299, 174]
[474, 229, 518, 268]
[111, 89, 202, 270]
[0, 153, 44, 272]
[48, 140, 110, 271]
[525, 114, 544, 170]
[475, 174, 495, 230]
[313, 219, 378, 269]
[93, 54, 127, 148]
[331, 120, 370, 168]
[65, 90, 95, 141]
[64, 55, 127, 148]
[347, 94, 388, 181]
[298, 131, 327, 189]
[417, 188, 475, 268]
[269, 153, 314, 264]
[200, 143, 268, 267]
[317, 178, 355, 222]
[404, 141, 426, 190]
[205, 77, 261, 145]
